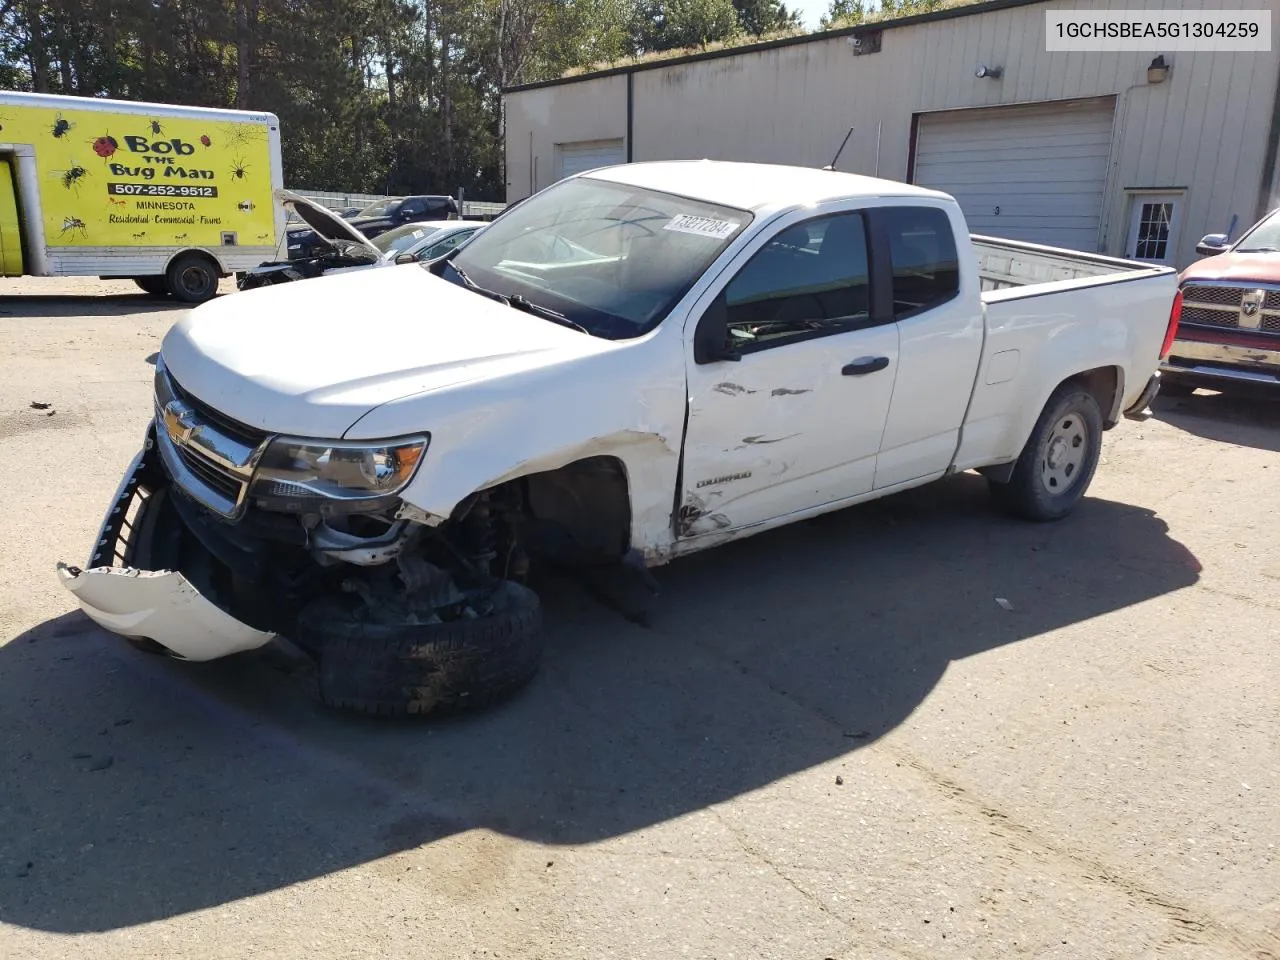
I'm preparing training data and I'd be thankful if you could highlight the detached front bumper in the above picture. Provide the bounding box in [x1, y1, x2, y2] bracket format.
[55, 431, 276, 661]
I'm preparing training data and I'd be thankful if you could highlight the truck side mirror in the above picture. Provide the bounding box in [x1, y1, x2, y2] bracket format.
[1195, 233, 1229, 256]
[394, 252, 417, 265]
[693, 295, 741, 364]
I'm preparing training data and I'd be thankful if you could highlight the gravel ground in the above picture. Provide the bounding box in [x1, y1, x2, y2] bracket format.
[0, 276, 1277, 959]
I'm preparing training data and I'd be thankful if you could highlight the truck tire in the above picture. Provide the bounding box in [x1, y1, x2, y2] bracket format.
[298, 581, 544, 718]
[165, 254, 219, 304]
[987, 383, 1104, 522]
[134, 276, 169, 297]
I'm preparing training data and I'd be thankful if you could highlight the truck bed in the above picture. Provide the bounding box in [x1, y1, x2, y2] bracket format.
[973, 234, 1167, 295]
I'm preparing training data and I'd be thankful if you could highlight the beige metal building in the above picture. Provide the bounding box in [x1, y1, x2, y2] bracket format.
[503, 0, 1280, 269]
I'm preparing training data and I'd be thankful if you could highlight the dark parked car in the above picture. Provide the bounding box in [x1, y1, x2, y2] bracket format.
[286, 194, 459, 259]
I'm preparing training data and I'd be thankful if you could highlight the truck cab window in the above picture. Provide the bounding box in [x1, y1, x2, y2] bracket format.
[882, 206, 960, 318]
[723, 211, 872, 353]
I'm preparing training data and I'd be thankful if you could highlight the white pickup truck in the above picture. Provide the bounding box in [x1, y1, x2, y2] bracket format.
[57, 160, 1177, 716]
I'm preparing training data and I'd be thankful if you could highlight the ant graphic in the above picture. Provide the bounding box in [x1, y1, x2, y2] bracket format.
[229, 157, 249, 180]
[174, 233, 188, 241]
[108, 196, 128, 208]
[132, 231, 147, 240]
[256, 233, 269, 241]
[51, 113, 74, 138]
[60, 216, 87, 239]
[149, 119, 164, 136]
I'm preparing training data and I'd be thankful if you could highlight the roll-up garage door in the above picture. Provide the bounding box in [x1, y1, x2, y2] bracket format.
[911, 97, 1117, 251]
[554, 139, 626, 182]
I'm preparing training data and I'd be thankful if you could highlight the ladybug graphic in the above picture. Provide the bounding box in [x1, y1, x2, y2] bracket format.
[200, 134, 211, 147]
[92, 134, 119, 159]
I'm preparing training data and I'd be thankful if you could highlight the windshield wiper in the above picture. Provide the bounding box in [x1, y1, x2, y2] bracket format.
[1237, 246, 1279, 253]
[447, 261, 589, 334]
[507, 295, 589, 334]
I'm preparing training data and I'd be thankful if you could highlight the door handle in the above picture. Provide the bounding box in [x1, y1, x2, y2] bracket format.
[842, 356, 890, 376]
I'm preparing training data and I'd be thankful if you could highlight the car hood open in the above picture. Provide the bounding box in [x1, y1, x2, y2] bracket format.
[278, 188, 384, 259]
[160, 263, 610, 439]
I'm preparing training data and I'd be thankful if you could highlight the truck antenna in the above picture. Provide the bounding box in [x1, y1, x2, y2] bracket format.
[823, 127, 853, 171]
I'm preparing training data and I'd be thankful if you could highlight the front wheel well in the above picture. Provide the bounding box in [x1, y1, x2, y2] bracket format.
[449, 456, 633, 571]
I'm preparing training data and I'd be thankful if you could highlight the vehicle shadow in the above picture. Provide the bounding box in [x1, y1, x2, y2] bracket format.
[0, 294, 190, 319]
[0, 474, 1201, 933]
[1151, 387, 1280, 454]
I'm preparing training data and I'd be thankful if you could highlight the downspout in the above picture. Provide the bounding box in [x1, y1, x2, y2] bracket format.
[626, 71, 634, 163]
[1256, 57, 1280, 221]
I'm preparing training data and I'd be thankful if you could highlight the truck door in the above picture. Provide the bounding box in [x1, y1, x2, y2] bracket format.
[679, 209, 900, 538]
[0, 157, 23, 277]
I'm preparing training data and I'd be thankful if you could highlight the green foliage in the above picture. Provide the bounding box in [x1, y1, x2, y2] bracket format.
[633, 0, 741, 51]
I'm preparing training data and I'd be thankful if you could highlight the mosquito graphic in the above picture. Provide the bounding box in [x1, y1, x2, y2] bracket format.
[60, 216, 88, 240]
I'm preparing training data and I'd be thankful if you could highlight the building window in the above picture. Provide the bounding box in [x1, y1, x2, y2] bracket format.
[1125, 191, 1184, 264]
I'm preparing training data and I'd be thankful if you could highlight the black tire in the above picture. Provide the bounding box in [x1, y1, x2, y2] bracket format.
[134, 276, 169, 297]
[165, 254, 220, 303]
[988, 383, 1104, 522]
[299, 581, 544, 718]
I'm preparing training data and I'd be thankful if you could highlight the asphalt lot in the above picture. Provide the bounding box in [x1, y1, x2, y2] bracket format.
[1, 276, 1277, 960]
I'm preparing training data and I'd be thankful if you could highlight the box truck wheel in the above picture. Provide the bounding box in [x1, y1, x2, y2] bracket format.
[134, 277, 168, 297]
[166, 253, 219, 303]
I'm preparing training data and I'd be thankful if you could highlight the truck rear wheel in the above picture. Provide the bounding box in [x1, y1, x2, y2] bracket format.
[988, 383, 1103, 522]
[298, 581, 544, 718]
[165, 254, 220, 304]
[134, 276, 169, 297]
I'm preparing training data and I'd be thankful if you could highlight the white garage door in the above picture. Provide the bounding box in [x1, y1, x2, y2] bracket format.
[912, 97, 1116, 251]
[554, 139, 626, 182]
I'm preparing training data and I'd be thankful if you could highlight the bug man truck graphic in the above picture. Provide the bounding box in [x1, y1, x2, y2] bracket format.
[0, 91, 284, 302]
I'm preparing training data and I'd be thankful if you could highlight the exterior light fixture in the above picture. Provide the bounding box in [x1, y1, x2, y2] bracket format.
[1147, 55, 1170, 83]
[975, 64, 1003, 80]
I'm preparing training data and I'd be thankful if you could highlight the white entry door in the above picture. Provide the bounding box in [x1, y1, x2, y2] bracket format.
[1125, 192, 1184, 264]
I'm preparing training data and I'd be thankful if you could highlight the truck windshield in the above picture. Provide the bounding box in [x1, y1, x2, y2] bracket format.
[1235, 210, 1280, 253]
[357, 198, 402, 218]
[445, 177, 752, 340]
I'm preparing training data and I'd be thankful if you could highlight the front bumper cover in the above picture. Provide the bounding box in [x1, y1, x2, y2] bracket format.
[55, 429, 276, 661]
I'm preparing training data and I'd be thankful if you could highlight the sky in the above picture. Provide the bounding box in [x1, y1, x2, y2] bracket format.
[790, 0, 829, 29]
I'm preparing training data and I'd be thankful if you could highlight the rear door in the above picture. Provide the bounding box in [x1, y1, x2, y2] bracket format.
[679, 207, 900, 537]
[0, 158, 22, 277]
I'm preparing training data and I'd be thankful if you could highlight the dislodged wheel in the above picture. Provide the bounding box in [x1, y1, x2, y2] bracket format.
[298, 580, 544, 717]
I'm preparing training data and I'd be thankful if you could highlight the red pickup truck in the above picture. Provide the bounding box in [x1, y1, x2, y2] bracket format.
[1161, 208, 1280, 394]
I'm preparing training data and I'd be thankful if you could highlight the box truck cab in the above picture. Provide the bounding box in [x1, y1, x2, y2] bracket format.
[0, 91, 284, 302]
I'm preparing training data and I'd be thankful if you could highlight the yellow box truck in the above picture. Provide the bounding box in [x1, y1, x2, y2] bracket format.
[0, 90, 283, 302]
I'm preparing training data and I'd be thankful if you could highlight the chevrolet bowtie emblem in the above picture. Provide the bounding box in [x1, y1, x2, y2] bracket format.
[162, 399, 198, 445]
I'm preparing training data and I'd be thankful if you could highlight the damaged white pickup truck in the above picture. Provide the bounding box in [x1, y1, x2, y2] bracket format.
[58, 160, 1178, 716]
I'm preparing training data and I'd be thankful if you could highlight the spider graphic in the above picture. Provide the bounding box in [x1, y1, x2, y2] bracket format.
[229, 157, 249, 180]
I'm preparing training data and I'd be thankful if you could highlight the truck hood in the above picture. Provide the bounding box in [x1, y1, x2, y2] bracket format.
[160, 263, 607, 439]
[278, 188, 383, 259]
[1180, 252, 1280, 284]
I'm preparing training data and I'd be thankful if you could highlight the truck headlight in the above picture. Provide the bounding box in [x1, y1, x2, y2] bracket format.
[248, 436, 428, 512]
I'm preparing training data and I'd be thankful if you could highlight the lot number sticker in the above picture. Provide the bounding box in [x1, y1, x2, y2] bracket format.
[664, 215, 740, 240]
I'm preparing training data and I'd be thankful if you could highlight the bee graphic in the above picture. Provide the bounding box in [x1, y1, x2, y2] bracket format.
[60, 216, 87, 239]
[91, 133, 119, 159]
[53, 164, 88, 194]
[229, 157, 249, 180]
[149, 119, 164, 135]
[200, 134, 211, 148]
[51, 113, 74, 138]
[238, 199, 255, 213]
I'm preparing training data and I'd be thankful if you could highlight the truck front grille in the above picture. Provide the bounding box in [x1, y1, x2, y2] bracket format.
[1180, 282, 1280, 336]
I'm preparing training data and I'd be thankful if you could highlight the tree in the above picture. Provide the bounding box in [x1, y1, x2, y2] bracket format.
[633, 0, 741, 51]
[820, 0, 866, 28]
[732, 0, 799, 36]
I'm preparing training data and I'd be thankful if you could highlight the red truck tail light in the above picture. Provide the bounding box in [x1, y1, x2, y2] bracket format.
[1160, 288, 1183, 360]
